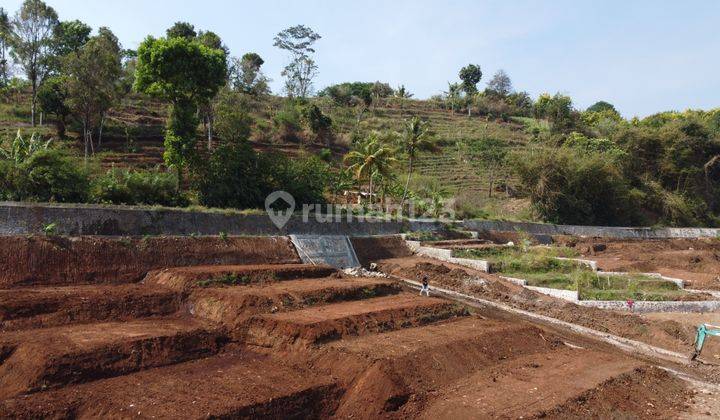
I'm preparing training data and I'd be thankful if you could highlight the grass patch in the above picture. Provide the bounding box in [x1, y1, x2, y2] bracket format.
[197, 273, 251, 287]
[454, 245, 693, 301]
[575, 271, 687, 301]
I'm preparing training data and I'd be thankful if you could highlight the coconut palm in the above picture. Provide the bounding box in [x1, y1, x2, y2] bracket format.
[343, 132, 396, 205]
[398, 117, 439, 209]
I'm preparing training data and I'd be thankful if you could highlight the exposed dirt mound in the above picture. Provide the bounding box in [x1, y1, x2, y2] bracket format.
[351, 236, 412, 266]
[0, 284, 180, 331]
[531, 366, 691, 419]
[245, 295, 467, 348]
[0, 235, 300, 287]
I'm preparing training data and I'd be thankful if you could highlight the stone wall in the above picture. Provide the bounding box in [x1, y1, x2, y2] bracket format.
[464, 220, 720, 239]
[0, 202, 425, 236]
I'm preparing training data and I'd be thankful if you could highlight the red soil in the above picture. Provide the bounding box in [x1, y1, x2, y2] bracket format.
[0, 235, 701, 418]
[351, 235, 413, 266]
[144, 263, 335, 291]
[0, 235, 300, 288]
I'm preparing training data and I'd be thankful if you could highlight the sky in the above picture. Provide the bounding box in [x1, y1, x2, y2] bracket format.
[4, 0, 720, 118]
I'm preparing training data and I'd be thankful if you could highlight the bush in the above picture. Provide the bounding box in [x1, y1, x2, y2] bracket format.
[515, 147, 641, 225]
[0, 149, 90, 202]
[272, 102, 302, 142]
[195, 141, 266, 209]
[301, 104, 332, 143]
[261, 152, 330, 207]
[91, 168, 186, 207]
[195, 142, 330, 210]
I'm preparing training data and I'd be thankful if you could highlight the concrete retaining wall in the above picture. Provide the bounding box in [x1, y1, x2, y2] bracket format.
[406, 240, 490, 272]
[290, 235, 360, 268]
[464, 220, 720, 239]
[577, 300, 720, 313]
[0, 201, 443, 236]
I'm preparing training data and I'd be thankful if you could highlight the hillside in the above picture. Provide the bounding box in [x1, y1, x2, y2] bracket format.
[0, 92, 536, 220]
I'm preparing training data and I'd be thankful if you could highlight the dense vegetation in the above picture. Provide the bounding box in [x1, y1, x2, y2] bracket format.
[0, 0, 719, 226]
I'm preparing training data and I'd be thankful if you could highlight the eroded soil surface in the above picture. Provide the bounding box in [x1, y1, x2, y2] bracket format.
[0, 235, 706, 418]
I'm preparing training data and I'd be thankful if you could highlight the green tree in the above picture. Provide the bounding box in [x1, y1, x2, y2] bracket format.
[64, 28, 123, 158]
[398, 116, 438, 208]
[37, 75, 69, 137]
[587, 100, 617, 114]
[469, 137, 508, 197]
[344, 132, 397, 205]
[9, 0, 58, 126]
[166, 21, 196, 40]
[230, 52, 270, 95]
[51, 19, 90, 57]
[134, 33, 227, 177]
[459, 64, 482, 116]
[213, 87, 253, 144]
[274, 25, 320, 98]
[0, 7, 11, 86]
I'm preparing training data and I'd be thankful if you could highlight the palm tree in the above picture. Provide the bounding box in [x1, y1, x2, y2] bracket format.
[398, 117, 439, 209]
[344, 132, 396, 205]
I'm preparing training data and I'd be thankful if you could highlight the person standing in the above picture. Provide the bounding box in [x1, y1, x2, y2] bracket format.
[420, 275, 430, 297]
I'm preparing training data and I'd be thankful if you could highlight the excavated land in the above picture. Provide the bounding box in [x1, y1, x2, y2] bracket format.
[0, 235, 710, 418]
[556, 236, 720, 290]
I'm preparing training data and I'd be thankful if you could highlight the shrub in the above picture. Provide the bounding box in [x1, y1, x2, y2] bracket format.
[91, 168, 186, 207]
[3, 149, 90, 203]
[272, 102, 302, 141]
[195, 141, 330, 210]
[194, 141, 266, 209]
[515, 147, 641, 225]
[301, 104, 332, 143]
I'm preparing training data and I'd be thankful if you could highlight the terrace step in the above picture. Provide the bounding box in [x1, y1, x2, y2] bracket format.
[190, 277, 402, 328]
[245, 294, 467, 348]
[0, 318, 225, 398]
[0, 284, 181, 331]
[329, 317, 563, 417]
[420, 347, 642, 418]
[144, 263, 337, 292]
[0, 351, 340, 419]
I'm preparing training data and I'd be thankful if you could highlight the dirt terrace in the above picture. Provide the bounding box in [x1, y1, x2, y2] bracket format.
[559, 236, 720, 290]
[0, 235, 704, 418]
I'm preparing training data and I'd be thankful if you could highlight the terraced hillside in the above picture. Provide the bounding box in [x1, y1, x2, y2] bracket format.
[1, 93, 533, 198]
[0, 235, 695, 418]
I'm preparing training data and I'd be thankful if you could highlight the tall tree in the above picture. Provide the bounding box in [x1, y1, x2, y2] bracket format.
[398, 117, 438, 208]
[486, 69, 512, 97]
[0, 7, 11, 86]
[134, 32, 227, 179]
[64, 27, 123, 159]
[230, 52, 270, 95]
[9, 0, 58, 126]
[51, 19, 91, 57]
[273, 25, 320, 98]
[459, 64, 482, 116]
